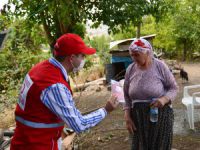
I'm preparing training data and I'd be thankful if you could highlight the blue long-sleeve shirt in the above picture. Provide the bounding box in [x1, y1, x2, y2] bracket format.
[40, 58, 107, 133]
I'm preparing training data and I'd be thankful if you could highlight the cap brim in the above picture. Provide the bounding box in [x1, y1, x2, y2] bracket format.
[81, 47, 96, 55]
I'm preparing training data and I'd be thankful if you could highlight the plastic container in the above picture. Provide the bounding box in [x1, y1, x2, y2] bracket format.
[150, 98, 158, 123]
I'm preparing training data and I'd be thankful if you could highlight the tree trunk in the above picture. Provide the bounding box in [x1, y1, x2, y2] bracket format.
[40, 12, 55, 50]
[183, 40, 187, 61]
[136, 22, 141, 39]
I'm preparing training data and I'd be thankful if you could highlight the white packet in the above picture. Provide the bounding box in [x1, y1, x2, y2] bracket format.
[111, 79, 125, 103]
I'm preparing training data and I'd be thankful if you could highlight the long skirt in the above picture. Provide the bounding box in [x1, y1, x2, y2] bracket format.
[130, 103, 174, 150]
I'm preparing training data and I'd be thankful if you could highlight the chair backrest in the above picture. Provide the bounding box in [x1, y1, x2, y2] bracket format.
[184, 84, 200, 98]
[192, 92, 200, 105]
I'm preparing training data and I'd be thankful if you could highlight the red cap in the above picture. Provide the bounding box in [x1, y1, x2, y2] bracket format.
[53, 33, 96, 56]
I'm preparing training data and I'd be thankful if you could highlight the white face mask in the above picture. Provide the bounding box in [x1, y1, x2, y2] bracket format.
[72, 59, 85, 73]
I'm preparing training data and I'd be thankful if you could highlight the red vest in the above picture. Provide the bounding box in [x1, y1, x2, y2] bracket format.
[11, 60, 72, 150]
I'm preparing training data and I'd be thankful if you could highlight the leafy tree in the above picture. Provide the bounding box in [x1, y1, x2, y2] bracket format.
[111, 0, 200, 61]
[85, 35, 111, 65]
[0, 4, 13, 31]
[171, 0, 200, 61]
[111, 25, 137, 40]
[3, 19, 48, 52]
[7, 0, 173, 48]
[93, 0, 173, 38]
[145, 14, 178, 59]
[153, 0, 200, 60]
[111, 16, 157, 40]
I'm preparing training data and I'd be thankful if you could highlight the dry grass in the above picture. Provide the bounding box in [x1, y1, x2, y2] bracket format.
[72, 65, 104, 84]
[0, 105, 15, 129]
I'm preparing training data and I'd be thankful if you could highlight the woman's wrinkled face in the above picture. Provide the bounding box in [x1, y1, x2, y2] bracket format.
[129, 51, 148, 66]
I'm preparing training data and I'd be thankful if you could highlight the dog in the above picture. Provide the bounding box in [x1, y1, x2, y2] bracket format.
[180, 68, 188, 82]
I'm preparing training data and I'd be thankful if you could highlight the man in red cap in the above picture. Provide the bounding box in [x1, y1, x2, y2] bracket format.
[10, 33, 119, 150]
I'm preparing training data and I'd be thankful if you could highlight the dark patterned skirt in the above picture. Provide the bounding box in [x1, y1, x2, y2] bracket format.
[130, 102, 174, 150]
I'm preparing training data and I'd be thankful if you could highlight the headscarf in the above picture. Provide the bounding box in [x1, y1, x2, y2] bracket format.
[129, 38, 154, 57]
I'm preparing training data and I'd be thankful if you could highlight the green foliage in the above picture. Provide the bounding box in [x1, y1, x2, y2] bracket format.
[111, 0, 200, 61]
[151, 0, 200, 60]
[0, 48, 50, 111]
[111, 16, 156, 40]
[111, 25, 136, 40]
[9, 0, 93, 46]
[92, 0, 173, 34]
[0, 14, 11, 31]
[7, 0, 173, 47]
[0, 15, 48, 94]
[71, 23, 86, 38]
[0, 13, 49, 110]
[0, 3, 13, 30]
[85, 35, 111, 65]
[5, 19, 48, 52]
[171, 0, 200, 60]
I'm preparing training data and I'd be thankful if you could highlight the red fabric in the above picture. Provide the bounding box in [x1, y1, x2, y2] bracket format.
[134, 40, 148, 48]
[11, 60, 72, 150]
[53, 33, 96, 56]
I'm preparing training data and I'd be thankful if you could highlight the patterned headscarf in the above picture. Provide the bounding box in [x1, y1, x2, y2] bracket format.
[129, 38, 153, 57]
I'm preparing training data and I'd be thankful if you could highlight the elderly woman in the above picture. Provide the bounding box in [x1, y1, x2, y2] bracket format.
[123, 38, 178, 150]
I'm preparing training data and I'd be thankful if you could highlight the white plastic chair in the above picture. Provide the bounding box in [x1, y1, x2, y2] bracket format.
[182, 84, 200, 130]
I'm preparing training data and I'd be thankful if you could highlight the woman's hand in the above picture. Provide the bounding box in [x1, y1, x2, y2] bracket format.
[124, 110, 137, 134]
[150, 96, 170, 108]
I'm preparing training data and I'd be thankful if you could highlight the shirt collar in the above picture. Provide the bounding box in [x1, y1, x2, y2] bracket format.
[49, 57, 69, 81]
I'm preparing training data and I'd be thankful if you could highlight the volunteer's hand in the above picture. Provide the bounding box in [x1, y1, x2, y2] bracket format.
[124, 110, 137, 133]
[150, 96, 170, 108]
[104, 94, 119, 113]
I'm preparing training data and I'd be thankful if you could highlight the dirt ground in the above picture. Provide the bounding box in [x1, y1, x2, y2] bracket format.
[1, 62, 200, 149]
